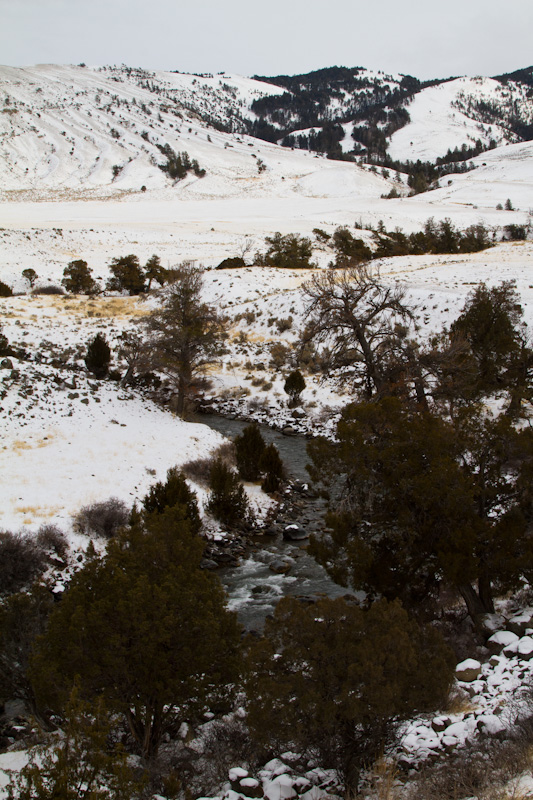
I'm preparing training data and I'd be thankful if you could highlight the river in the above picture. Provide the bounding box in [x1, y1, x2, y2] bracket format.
[193, 413, 351, 631]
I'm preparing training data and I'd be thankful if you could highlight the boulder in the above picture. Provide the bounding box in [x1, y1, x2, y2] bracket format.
[264, 774, 296, 800]
[504, 635, 533, 660]
[281, 426, 298, 436]
[200, 558, 218, 570]
[0, 358, 13, 370]
[269, 559, 292, 575]
[479, 613, 507, 635]
[229, 767, 249, 787]
[283, 524, 308, 541]
[431, 716, 451, 733]
[455, 658, 482, 682]
[507, 607, 533, 636]
[291, 408, 307, 419]
[239, 778, 263, 798]
[487, 630, 519, 655]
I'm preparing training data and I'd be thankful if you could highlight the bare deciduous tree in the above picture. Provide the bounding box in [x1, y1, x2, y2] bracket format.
[301, 265, 414, 398]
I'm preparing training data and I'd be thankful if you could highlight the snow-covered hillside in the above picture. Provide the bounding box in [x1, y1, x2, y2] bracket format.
[388, 76, 533, 161]
[410, 139, 533, 211]
[0, 63, 394, 200]
[2, 63, 532, 204]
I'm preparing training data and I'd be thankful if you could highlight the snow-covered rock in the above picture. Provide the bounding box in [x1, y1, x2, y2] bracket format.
[507, 608, 533, 636]
[503, 635, 533, 660]
[487, 630, 519, 654]
[455, 658, 482, 682]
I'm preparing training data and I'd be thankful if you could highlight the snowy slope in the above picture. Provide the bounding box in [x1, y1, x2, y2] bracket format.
[409, 139, 533, 211]
[388, 76, 533, 161]
[0, 63, 393, 200]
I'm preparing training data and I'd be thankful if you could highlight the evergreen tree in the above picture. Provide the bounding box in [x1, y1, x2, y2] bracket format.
[234, 424, 266, 481]
[307, 397, 533, 624]
[62, 260, 99, 295]
[331, 226, 372, 266]
[260, 232, 314, 269]
[106, 255, 146, 295]
[84, 332, 111, 379]
[142, 466, 201, 533]
[0, 586, 54, 727]
[31, 506, 242, 761]
[143, 264, 226, 416]
[283, 369, 306, 407]
[144, 254, 167, 291]
[247, 596, 454, 794]
[450, 281, 531, 400]
[4, 689, 145, 799]
[206, 458, 252, 528]
[259, 443, 284, 493]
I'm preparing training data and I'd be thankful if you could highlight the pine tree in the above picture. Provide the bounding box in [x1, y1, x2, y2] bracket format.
[206, 458, 251, 528]
[234, 424, 266, 481]
[106, 255, 146, 295]
[259, 443, 284, 493]
[30, 506, 242, 761]
[142, 466, 201, 533]
[247, 596, 454, 794]
[62, 260, 99, 295]
[283, 369, 306, 407]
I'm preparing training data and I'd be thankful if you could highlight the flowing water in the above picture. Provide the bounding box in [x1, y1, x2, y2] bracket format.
[193, 413, 351, 630]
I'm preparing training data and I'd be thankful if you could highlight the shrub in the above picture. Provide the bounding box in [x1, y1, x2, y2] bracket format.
[269, 342, 291, 369]
[181, 443, 236, 487]
[201, 717, 258, 791]
[504, 224, 527, 241]
[0, 280, 13, 297]
[313, 228, 331, 243]
[216, 257, 246, 270]
[206, 458, 252, 528]
[0, 325, 12, 357]
[85, 332, 111, 378]
[73, 497, 129, 539]
[276, 316, 293, 333]
[36, 524, 69, 560]
[0, 531, 46, 595]
[234, 424, 266, 481]
[31, 285, 65, 295]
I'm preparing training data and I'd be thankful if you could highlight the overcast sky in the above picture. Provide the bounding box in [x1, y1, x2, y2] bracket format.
[1, 0, 532, 80]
